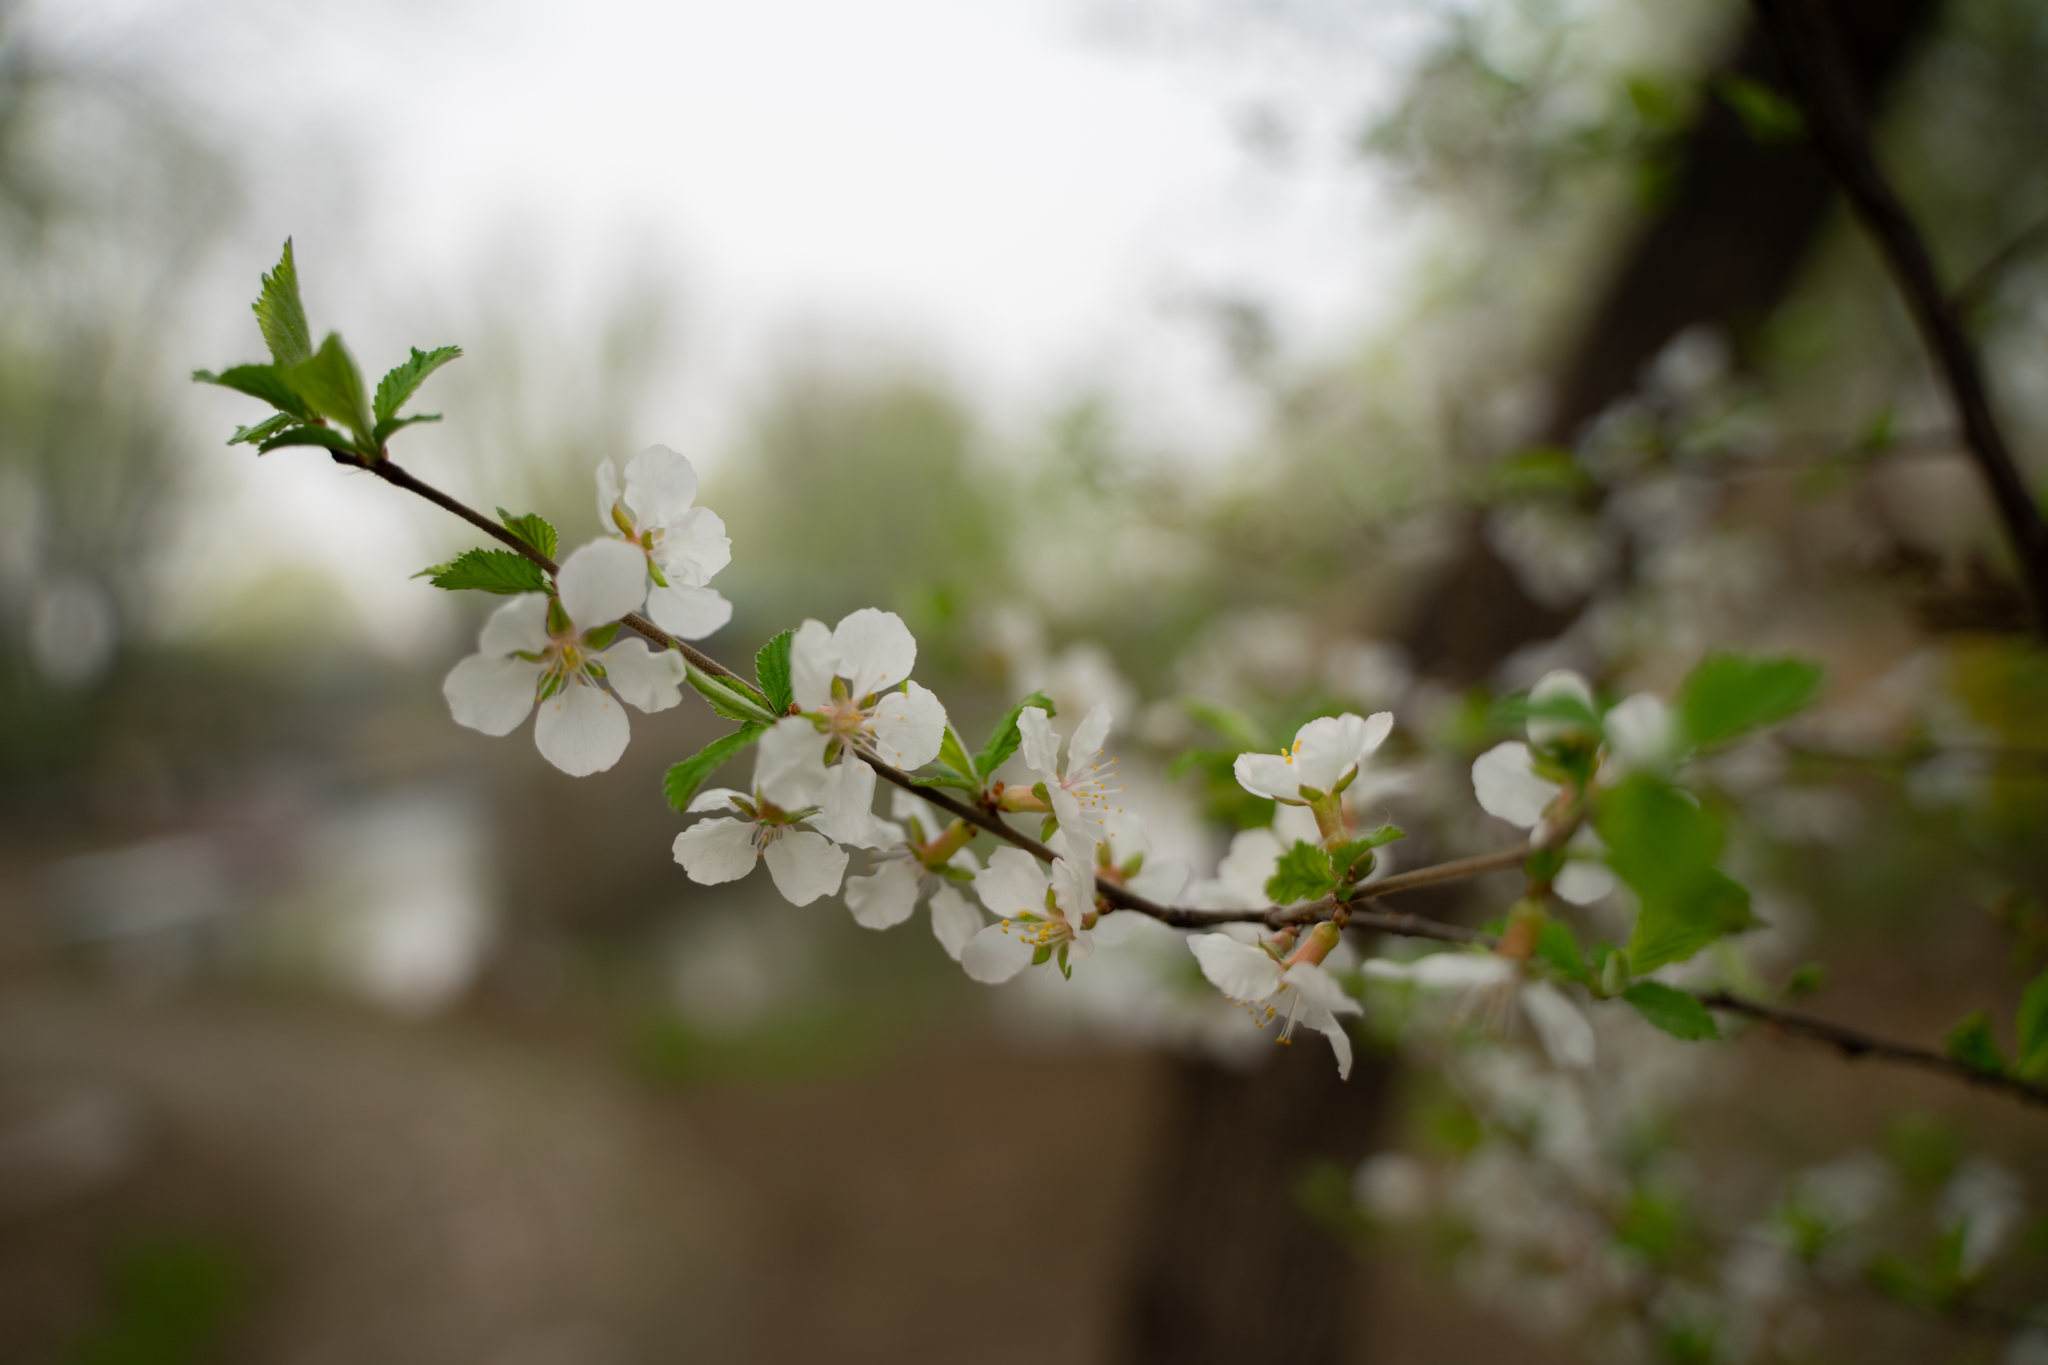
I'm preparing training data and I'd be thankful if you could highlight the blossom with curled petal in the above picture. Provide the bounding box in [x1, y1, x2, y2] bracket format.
[670, 719, 878, 906]
[1090, 810, 1188, 905]
[961, 839, 1100, 983]
[1188, 933, 1362, 1078]
[596, 444, 734, 639]
[443, 538, 683, 776]
[1016, 704, 1122, 847]
[1361, 951, 1594, 1069]
[1471, 671, 1630, 902]
[841, 790, 986, 960]
[789, 608, 947, 769]
[1233, 712, 1395, 805]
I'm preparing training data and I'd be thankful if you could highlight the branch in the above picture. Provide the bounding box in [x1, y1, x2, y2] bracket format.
[1752, 0, 2048, 638]
[347, 453, 2048, 1112]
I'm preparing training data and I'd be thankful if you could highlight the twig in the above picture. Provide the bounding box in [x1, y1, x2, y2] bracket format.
[1752, 0, 2048, 638]
[342, 452, 2048, 1112]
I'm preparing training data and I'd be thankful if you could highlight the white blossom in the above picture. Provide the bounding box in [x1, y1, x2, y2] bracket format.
[596, 444, 733, 639]
[961, 839, 1100, 983]
[841, 790, 986, 959]
[1362, 951, 1594, 1069]
[790, 608, 947, 769]
[1017, 703, 1122, 848]
[442, 538, 684, 776]
[1187, 932, 1363, 1077]
[1233, 711, 1395, 805]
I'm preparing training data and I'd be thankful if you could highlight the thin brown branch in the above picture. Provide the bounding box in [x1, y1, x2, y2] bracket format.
[345, 453, 2048, 1112]
[1753, 0, 2048, 637]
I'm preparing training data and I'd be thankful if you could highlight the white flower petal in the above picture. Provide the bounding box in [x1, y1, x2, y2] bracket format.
[973, 847, 1049, 920]
[866, 681, 946, 768]
[927, 885, 983, 961]
[1528, 670, 1597, 749]
[1016, 707, 1059, 779]
[1049, 855, 1098, 924]
[1521, 981, 1595, 1069]
[1554, 859, 1617, 906]
[844, 857, 920, 930]
[645, 584, 733, 640]
[597, 638, 685, 713]
[685, 786, 748, 814]
[831, 608, 917, 699]
[534, 679, 630, 775]
[814, 757, 882, 848]
[622, 444, 699, 527]
[1471, 741, 1559, 829]
[595, 457, 624, 530]
[755, 716, 829, 811]
[1233, 751, 1302, 802]
[478, 594, 551, 656]
[1189, 934, 1284, 1002]
[1604, 692, 1676, 773]
[789, 619, 838, 711]
[1212, 827, 1283, 908]
[961, 923, 1034, 983]
[1291, 713, 1370, 793]
[1362, 952, 1513, 990]
[556, 538, 649, 629]
[1128, 857, 1189, 904]
[1064, 704, 1112, 782]
[654, 507, 731, 586]
[673, 817, 760, 883]
[1356, 710, 1395, 762]
[763, 829, 847, 905]
[1318, 1013, 1355, 1080]
[443, 653, 541, 736]
[1283, 963, 1363, 1018]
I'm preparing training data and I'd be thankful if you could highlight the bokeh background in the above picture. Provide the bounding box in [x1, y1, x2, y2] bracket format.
[4, 0, 2048, 1361]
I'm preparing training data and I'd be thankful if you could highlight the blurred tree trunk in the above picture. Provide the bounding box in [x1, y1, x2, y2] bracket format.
[1118, 4, 1937, 1363]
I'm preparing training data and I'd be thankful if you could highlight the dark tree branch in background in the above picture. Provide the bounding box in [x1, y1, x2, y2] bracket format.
[1953, 211, 2048, 317]
[1753, 0, 2048, 639]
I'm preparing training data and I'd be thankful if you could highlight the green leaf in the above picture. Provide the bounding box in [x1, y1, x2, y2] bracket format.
[1598, 775, 1757, 974]
[1716, 74, 1806, 145]
[1475, 445, 1593, 502]
[497, 509, 559, 562]
[422, 547, 549, 595]
[1945, 1012, 2007, 1076]
[285, 333, 375, 446]
[1330, 824, 1404, 879]
[910, 769, 983, 794]
[256, 425, 360, 456]
[663, 725, 766, 811]
[254, 239, 313, 368]
[1535, 920, 1590, 985]
[228, 412, 296, 447]
[2017, 972, 2048, 1078]
[1678, 654, 1824, 750]
[754, 629, 795, 714]
[1622, 982, 1721, 1040]
[373, 344, 462, 424]
[1181, 697, 1268, 752]
[193, 362, 312, 418]
[686, 666, 778, 724]
[936, 726, 979, 785]
[372, 413, 442, 445]
[1266, 840, 1339, 905]
[976, 690, 1055, 780]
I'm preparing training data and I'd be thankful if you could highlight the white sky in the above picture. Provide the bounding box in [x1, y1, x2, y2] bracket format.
[23, 0, 1437, 655]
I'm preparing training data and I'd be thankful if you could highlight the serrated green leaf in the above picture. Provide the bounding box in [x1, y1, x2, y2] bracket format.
[228, 412, 296, 446]
[686, 666, 778, 724]
[1622, 982, 1720, 1040]
[1535, 920, 1590, 984]
[1945, 1012, 2006, 1076]
[909, 769, 982, 793]
[663, 725, 766, 811]
[496, 509, 560, 561]
[976, 690, 1055, 779]
[193, 362, 313, 420]
[2017, 971, 2048, 1078]
[1679, 654, 1824, 750]
[423, 547, 549, 595]
[285, 333, 375, 446]
[254, 239, 313, 368]
[373, 344, 462, 424]
[936, 726, 979, 784]
[1266, 840, 1339, 905]
[754, 629, 795, 713]
[372, 413, 442, 445]
[1330, 825, 1403, 880]
[1598, 775, 1757, 974]
[256, 425, 361, 456]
